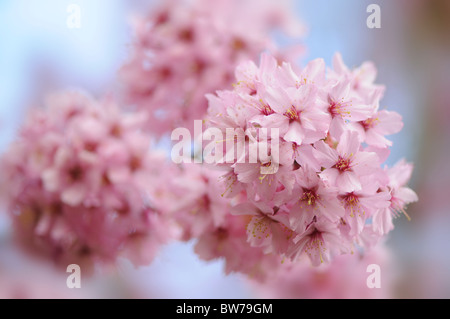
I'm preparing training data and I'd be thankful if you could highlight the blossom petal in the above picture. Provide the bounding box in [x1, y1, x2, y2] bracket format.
[313, 140, 338, 168]
[62, 184, 86, 206]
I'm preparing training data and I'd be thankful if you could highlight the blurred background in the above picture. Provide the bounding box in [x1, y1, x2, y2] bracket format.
[0, 0, 449, 298]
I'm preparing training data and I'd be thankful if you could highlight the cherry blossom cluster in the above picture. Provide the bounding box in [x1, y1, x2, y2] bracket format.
[0, 91, 173, 271]
[205, 53, 418, 266]
[119, 0, 304, 137]
[151, 162, 282, 280]
[0, 1, 418, 294]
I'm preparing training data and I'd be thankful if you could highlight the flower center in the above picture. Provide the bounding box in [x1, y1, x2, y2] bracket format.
[361, 117, 379, 131]
[191, 58, 207, 75]
[328, 99, 351, 119]
[342, 193, 362, 217]
[129, 156, 142, 171]
[262, 104, 274, 116]
[292, 143, 300, 159]
[304, 229, 326, 264]
[260, 161, 272, 168]
[344, 193, 359, 207]
[300, 189, 318, 206]
[284, 106, 299, 121]
[334, 156, 352, 172]
[178, 28, 194, 42]
[231, 37, 246, 51]
[68, 166, 83, 182]
[216, 227, 228, 241]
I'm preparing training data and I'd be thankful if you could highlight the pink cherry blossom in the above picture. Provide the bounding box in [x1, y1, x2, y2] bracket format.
[286, 216, 347, 266]
[287, 166, 344, 232]
[353, 108, 404, 148]
[203, 52, 416, 266]
[0, 1, 420, 297]
[0, 90, 173, 272]
[119, 0, 304, 137]
[260, 81, 330, 145]
[194, 213, 283, 281]
[338, 177, 391, 237]
[153, 163, 230, 241]
[372, 159, 418, 235]
[314, 131, 380, 192]
[323, 78, 374, 138]
[329, 52, 385, 104]
[157, 162, 283, 280]
[231, 200, 294, 255]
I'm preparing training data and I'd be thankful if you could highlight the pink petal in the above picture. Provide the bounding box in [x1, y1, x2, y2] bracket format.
[328, 117, 346, 140]
[295, 144, 321, 172]
[250, 113, 288, 132]
[260, 85, 291, 115]
[42, 169, 59, 192]
[329, 78, 351, 101]
[396, 187, 418, 204]
[365, 146, 390, 164]
[62, 184, 86, 206]
[234, 163, 260, 183]
[357, 61, 377, 83]
[336, 171, 361, 192]
[318, 197, 345, 220]
[108, 167, 130, 184]
[301, 108, 330, 132]
[345, 213, 366, 237]
[286, 233, 310, 261]
[347, 102, 374, 121]
[352, 151, 379, 176]
[269, 222, 293, 254]
[259, 53, 278, 82]
[319, 168, 340, 186]
[278, 142, 295, 165]
[376, 110, 403, 135]
[284, 121, 305, 145]
[332, 52, 348, 75]
[359, 191, 391, 210]
[337, 131, 361, 157]
[277, 62, 300, 87]
[365, 130, 392, 148]
[294, 165, 319, 189]
[372, 208, 394, 235]
[288, 84, 317, 111]
[246, 216, 272, 247]
[288, 205, 313, 233]
[388, 159, 414, 188]
[302, 58, 326, 84]
[313, 140, 338, 168]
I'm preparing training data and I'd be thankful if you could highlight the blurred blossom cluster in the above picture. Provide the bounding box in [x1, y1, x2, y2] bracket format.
[119, 0, 304, 137]
[0, 0, 422, 299]
[0, 91, 174, 272]
[248, 244, 393, 299]
[151, 162, 282, 280]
